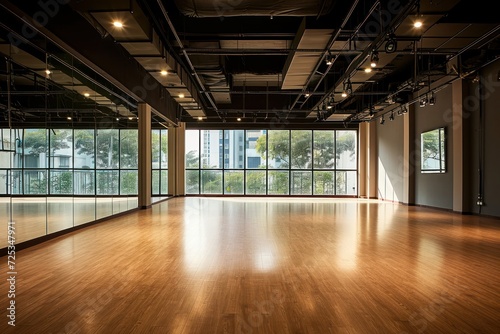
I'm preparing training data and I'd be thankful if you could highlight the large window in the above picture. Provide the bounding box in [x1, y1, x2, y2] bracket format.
[152, 129, 168, 195]
[2, 128, 139, 196]
[185, 129, 358, 195]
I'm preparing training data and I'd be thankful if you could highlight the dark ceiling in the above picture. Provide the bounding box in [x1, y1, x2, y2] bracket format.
[1, 0, 499, 128]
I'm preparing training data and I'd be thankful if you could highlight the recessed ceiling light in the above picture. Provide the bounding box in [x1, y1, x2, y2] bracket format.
[83, 93, 90, 97]
[197, 116, 203, 121]
[414, 20, 423, 28]
[160, 70, 168, 76]
[67, 116, 72, 120]
[237, 117, 242, 121]
[179, 93, 185, 98]
[341, 91, 348, 98]
[128, 116, 134, 120]
[113, 21, 123, 28]
[45, 69, 51, 75]
[364, 68, 372, 73]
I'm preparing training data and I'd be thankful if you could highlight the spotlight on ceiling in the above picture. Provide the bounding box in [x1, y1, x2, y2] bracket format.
[389, 111, 395, 121]
[385, 34, 397, 53]
[325, 52, 334, 66]
[113, 21, 123, 28]
[414, 20, 423, 28]
[160, 70, 168, 76]
[419, 97, 427, 107]
[429, 93, 435, 105]
[370, 51, 379, 68]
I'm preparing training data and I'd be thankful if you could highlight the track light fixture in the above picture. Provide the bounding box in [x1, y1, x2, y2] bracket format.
[342, 79, 353, 98]
[370, 51, 379, 68]
[380, 115, 385, 125]
[420, 96, 427, 107]
[389, 111, 395, 121]
[429, 92, 435, 105]
[385, 33, 397, 53]
[325, 52, 334, 66]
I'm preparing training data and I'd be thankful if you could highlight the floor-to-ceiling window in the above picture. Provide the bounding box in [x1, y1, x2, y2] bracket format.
[0, 127, 140, 247]
[185, 129, 358, 196]
[151, 128, 169, 196]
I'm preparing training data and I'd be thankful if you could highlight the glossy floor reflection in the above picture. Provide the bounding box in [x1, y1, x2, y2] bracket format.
[1, 197, 499, 333]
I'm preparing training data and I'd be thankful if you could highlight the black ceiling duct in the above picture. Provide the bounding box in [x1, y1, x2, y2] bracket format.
[173, 0, 334, 17]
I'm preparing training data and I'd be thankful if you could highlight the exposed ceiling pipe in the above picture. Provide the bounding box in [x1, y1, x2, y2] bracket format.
[288, 0, 362, 112]
[185, 48, 364, 55]
[322, 0, 419, 112]
[156, 0, 219, 117]
[174, 0, 334, 17]
[306, 0, 382, 111]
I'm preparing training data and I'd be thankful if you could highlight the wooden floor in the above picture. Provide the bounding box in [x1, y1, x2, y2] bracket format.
[1, 197, 500, 334]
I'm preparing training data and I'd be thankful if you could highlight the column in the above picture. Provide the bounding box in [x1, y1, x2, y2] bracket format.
[403, 104, 416, 205]
[168, 122, 186, 196]
[138, 103, 152, 209]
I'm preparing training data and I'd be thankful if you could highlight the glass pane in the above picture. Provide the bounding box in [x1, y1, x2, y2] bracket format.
[291, 171, 312, 195]
[161, 129, 168, 169]
[313, 171, 335, 195]
[161, 170, 168, 195]
[0, 170, 8, 195]
[224, 170, 244, 194]
[314, 130, 335, 169]
[268, 170, 289, 195]
[74, 197, 96, 226]
[11, 170, 22, 194]
[1, 128, 12, 151]
[186, 130, 200, 168]
[440, 128, 446, 171]
[12, 197, 47, 243]
[74, 170, 95, 195]
[96, 170, 119, 195]
[200, 130, 223, 169]
[152, 170, 160, 195]
[120, 170, 138, 195]
[113, 197, 128, 214]
[201, 170, 222, 194]
[336, 131, 357, 169]
[152, 129, 161, 169]
[96, 129, 119, 169]
[23, 129, 48, 169]
[47, 197, 73, 233]
[223, 130, 245, 169]
[0, 196, 11, 248]
[96, 197, 113, 219]
[50, 170, 73, 194]
[120, 129, 138, 169]
[186, 170, 200, 194]
[74, 129, 95, 169]
[50, 129, 73, 168]
[24, 170, 47, 194]
[267, 130, 289, 169]
[336, 171, 357, 195]
[291, 130, 312, 169]
[246, 171, 266, 195]
[246, 130, 266, 168]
